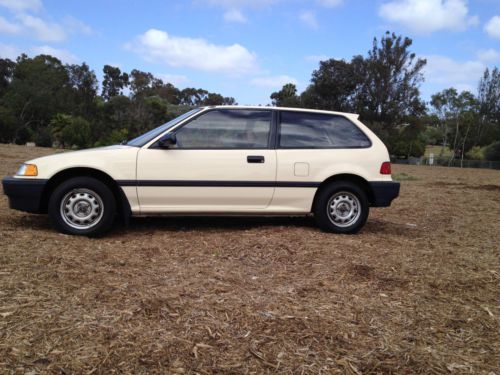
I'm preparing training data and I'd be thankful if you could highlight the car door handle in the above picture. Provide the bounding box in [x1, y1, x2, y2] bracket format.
[247, 155, 265, 163]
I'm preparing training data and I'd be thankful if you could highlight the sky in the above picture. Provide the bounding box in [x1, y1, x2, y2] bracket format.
[0, 0, 499, 105]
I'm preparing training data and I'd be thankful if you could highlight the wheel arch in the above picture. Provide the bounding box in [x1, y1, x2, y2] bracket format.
[312, 173, 374, 211]
[40, 167, 131, 222]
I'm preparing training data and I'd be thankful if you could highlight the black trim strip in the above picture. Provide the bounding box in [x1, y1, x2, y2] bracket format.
[117, 180, 320, 188]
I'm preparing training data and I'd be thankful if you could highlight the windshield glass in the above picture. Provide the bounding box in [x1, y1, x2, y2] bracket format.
[126, 108, 202, 147]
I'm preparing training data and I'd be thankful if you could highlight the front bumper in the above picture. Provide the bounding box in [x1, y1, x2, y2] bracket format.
[369, 181, 400, 207]
[2, 177, 48, 213]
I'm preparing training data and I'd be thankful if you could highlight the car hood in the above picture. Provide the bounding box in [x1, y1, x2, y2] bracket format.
[23, 145, 139, 180]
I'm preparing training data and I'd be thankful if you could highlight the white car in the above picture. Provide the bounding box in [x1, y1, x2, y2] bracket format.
[3, 106, 399, 236]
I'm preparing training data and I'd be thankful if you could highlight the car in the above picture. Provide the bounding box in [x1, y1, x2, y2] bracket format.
[2, 106, 400, 236]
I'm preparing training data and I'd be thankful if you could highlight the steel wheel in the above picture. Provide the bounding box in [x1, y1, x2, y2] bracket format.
[59, 188, 104, 230]
[326, 191, 361, 228]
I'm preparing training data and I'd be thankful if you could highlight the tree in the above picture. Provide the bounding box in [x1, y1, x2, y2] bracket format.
[155, 82, 181, 104]
[0, 58, 15, 96]
[2, 54, 71, 143]
[50, 113, 91, 148]
[476, 67, 500, 146]
[101, 65, 129, 100]
[129, 69, 163, 98]
[301, 59, 359, 111]
[354, 32, 427, 142]
[67, 62, 98, 117]
[270, 83, 300, 107]
[288, 32, 427, 154]
[431, 89, 479, 165]
[484, 141, 500, 161]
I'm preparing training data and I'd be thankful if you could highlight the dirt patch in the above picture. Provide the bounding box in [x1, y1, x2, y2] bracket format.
[0, 144, 499, 374]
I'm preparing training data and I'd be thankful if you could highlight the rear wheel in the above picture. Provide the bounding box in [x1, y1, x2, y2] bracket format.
[48, 177, 116, 236]
[313, 181, 369, 234]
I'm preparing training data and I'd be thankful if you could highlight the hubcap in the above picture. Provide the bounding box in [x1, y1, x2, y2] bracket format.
[327, 191, 361, 227]
[60, 188, 104, 230]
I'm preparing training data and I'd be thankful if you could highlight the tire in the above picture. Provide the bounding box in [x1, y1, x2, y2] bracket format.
[48, 177, 116, 236]
[313, 181, 369, 234]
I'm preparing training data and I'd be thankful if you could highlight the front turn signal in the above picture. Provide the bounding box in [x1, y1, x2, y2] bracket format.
[16, 164, 38, 176]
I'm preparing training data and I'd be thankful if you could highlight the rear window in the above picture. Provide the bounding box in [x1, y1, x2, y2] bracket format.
[279, 111, 371, 149]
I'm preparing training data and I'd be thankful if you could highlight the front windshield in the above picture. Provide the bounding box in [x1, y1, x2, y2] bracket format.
[126, 108, 202, 147]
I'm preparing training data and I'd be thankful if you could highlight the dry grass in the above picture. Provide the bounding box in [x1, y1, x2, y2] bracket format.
[0, 144, 499, 374]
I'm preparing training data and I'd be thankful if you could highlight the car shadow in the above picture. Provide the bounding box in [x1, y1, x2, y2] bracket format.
[120, 215, 318, 233]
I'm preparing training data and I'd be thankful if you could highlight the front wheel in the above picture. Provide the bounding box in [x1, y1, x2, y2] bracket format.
[48, 177, 116, 236]
[313, 181, 369, 234]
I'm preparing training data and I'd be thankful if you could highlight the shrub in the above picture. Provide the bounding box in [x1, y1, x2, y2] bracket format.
[484, 141, 500, 161]
[465, 146, 484, 160]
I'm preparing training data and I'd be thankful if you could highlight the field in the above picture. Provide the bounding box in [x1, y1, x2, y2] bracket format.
[0, 144, 499, 374]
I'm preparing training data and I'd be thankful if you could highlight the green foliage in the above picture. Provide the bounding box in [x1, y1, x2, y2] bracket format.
[101, 65, 129, 100]
[430, 88, 480, 160]
[34, 127, 52, 147]
[271, 83, 301, 107]
[0, 106, 17, 143]
[484, 141, 500, 161]
[94, 128, 128, 147]
[62, 117, 91, 148]
[50, 114, 90, 148]
[0, 54, 236, 149]
[422, 126, 441, 145]
[272, 31, 427, 154]
[465, 146, 484, 160]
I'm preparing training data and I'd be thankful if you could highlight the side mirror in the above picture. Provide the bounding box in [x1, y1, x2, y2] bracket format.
[158, 133, 176, 149]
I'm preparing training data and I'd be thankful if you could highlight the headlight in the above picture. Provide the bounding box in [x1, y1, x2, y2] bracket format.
[16, 164, 38, 176]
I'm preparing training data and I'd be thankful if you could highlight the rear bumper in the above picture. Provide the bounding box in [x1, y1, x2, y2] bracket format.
[2, 177, 47, 213]
[369, 181, 400, 207]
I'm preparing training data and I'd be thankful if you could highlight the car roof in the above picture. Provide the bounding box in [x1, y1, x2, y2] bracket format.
[202, 105, 360, 120]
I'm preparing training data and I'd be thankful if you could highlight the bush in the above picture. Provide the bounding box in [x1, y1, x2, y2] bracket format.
[34, 127, 53, 147]
[484, 141, 500, 161]
[465, 146, 484, 160]
[94, 128, 129, 147]
[422, 126, 441, 146]
[50, 114, 91, 149]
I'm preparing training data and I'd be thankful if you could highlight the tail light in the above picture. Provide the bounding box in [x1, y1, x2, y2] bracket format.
[380, 162, 392, 175]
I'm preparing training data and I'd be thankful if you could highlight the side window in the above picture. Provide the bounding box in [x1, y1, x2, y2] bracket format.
[279, 111, 371, 148]
[175, 110, 271, 149]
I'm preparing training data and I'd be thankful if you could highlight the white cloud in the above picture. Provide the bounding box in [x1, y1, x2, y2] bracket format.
[424, 55, 485, 93]
[125, 29, 258, 75]
[299, 10, 319, 30]
[0, 42, 21, 59]
[223, 9, 247, 23]
[16, 14, 66, 42]
[477, 48, 500, 63]
[0, 15, 21, 34]
[0, 14, 67, 42]
[250, 75, 298, 88]
[158, 73, 190, 87]
[31, 45, 79, 63]
[63, 15, 93, 35]
[484, 16, 500, 39]
[0, 12, 91, 43]
[317, 0, 343, 7]
[0, 0, 41, 13]
[379, 0, 478, 34]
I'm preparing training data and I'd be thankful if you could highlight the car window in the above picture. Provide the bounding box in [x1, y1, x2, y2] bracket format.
[279, 111, 371, 148]
[127, 108, 201, 147]
[175, 109, 271, 149]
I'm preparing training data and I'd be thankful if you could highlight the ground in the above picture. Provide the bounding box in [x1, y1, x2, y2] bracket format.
[0, 144, 499, 374]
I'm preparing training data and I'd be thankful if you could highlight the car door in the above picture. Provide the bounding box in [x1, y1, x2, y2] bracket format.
[136, 108, 277, 213]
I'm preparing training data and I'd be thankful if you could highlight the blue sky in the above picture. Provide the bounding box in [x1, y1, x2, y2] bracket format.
[1, 0, 499, 105]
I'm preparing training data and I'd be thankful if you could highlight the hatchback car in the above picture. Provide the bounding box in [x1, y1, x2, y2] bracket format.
[3, 106, 399, 236]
